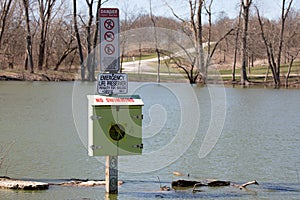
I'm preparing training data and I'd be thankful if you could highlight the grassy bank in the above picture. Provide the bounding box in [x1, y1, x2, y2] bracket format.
[1, 61, 299, 86]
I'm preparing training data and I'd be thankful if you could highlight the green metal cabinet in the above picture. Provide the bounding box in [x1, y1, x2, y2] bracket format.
[87, 95, 143, 156]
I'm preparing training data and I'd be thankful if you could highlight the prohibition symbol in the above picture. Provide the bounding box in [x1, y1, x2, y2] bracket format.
[104, 31, 115, 42]
[105, 44, 115, 55]
[104, 19, 114, 30]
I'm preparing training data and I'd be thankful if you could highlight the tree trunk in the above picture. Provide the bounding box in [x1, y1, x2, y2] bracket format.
[240, 0, 251, 85]
[232, 5, 242, 82]
[197, 0, 205, 82]
[264, 65, 270, 82]
[285, 60, 292, 87]
[204, 0, 213, 79]
[73, 0, 85, 80]
[37, 0, 56, 71]
[26, 35, 34, 73]
[275, 0, 293, 87]
[38, 33, 46, 70]
[150, 0, 160, 83]
[86, 0, 94, 81]
[256, 6, 279, 85]
[54, 47, 77, 71]
[91, 0, 102, 80]
[0, 0, 13, 49]
[138, 42, 142, 78]
[22, 0, 34, 73]
[285, 49, 300, 86]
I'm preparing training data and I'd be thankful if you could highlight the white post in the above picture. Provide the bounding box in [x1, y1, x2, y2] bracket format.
[105, 156, 118, 194]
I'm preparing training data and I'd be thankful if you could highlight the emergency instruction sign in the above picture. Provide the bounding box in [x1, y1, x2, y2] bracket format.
[97, 73, 128, 94]
[100, 8, 119, 72]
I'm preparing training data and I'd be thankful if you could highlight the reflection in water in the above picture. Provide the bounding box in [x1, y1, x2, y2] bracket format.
[106, 193, 118, 200]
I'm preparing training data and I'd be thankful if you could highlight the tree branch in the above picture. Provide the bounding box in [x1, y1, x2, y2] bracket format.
[164, 1, 186, 23]
[209, 28, 235, 60]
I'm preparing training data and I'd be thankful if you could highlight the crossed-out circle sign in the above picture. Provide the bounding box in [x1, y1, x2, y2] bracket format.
[104, 19, 114, 30]
[104, 31, 115, 42]
[100, 8, 119, 72]
[105, 44, 115, 55]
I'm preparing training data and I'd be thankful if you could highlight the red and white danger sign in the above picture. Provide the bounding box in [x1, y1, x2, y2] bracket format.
[99, 8, 119, 72]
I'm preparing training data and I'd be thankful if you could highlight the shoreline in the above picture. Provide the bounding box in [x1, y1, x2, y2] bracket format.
[1, 71, 299, 88]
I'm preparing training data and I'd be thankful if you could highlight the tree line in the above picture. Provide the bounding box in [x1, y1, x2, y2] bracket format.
[0, 0, 299, 85]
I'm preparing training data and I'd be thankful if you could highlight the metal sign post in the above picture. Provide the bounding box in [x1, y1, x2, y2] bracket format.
[88, 7, 143, 196]
[99, 8, 123, 195]
[105, 156, 118, 194]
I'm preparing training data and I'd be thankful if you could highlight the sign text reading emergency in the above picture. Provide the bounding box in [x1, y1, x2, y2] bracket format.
[100, 74, 126, 80]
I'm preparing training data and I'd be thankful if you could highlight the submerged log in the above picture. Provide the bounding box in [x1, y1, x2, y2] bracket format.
[207, 180, 230, 187]
[172, 179, 230, 188]
[0, 178, 49, 190]
[171, 180, 204, 187]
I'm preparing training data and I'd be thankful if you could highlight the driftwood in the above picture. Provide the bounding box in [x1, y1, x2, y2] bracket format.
[0, 178, 49, 190]
[56, 179, 123, 187]
[171, 172, 258, 191]
[172, 178, 258, 193]
[172, 180, 203, 187]
[0, 177, 124, 190]
[172, 179, 229, 188]
[207, 180, 230, 187]
[0, 75, 23, 81]
[157, 176, 171, 191]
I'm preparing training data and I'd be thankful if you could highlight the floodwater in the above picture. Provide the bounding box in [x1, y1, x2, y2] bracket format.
[0, 81, 299, 199]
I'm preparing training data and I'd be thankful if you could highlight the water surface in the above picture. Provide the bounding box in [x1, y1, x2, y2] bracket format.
[0, 81, 299, 199]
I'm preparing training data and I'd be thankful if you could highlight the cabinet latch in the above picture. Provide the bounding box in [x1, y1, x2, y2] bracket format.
[90, 145, 102, 150]
[132, 143, 143, 149]
[131, 114, 143, 120]
[90, 115, 102, 120]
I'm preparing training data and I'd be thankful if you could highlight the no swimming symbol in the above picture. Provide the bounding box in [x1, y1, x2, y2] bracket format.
[104, 19, 114, 30]
[104, 44, 115, 55]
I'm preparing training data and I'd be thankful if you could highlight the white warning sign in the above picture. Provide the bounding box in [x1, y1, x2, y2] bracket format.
[97, 73, 128, 94]
[100, 8, 119, 72]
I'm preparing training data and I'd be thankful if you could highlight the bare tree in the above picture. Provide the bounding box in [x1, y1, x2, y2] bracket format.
[240, 0, 252, 85]
[150, 0, 161, 82]
[90, 0, 103, 79]
[284, 11, 300, 86]
[87, 0, 108, 81]
[22, 0, 34, 73]
[0, 1, 26, 70]
[203, 0, 234, 75]
[0, 0, 13, 49]
[232, 4, 242, 82]
[73, 0, 85, 80]
[166, 0, 204, 83]
[167, 0, 234, 84]
[85, 0, 94, 81]
[168, 0, 206, 82]
[53, 19, 77, 71]
[37, 0, 57, 70]
[285, 48, 300, 86]
[277, 0, 294, 86]
[255, 0, 293, 87]
[73, 0, 109, 81]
